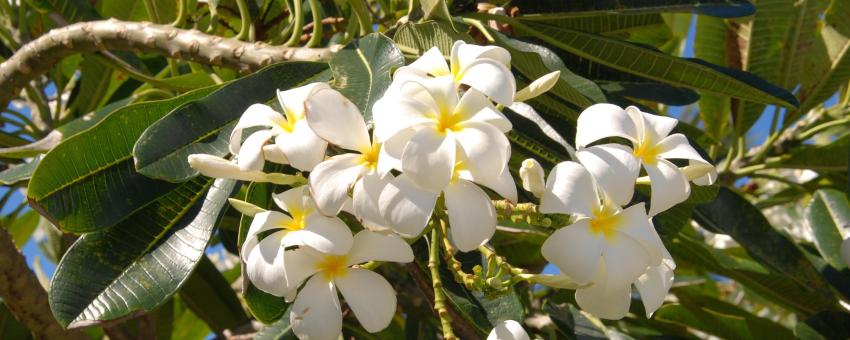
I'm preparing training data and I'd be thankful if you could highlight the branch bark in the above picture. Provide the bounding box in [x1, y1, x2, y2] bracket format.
[0, 19, 341, 110]
[0, 227, 87, 339]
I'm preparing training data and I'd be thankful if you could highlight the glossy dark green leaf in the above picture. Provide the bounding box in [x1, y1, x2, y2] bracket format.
[472, 14, 799, 109]
[178, 255, 250, 333]
[797, 25, 850, 115]
[805, 189, 850, 269]
[170, 295, 214, 339]
[545, 301, 608, 340]
[0, 155, 41, 185]
[511, 0, 755, 17]
[694, 188, 836, 304]
[693, 15, 730, 138]
[795, 311, 850, 340]
[393, 21, 473, 55]
[3, 210, 40, 248]
[254, 307, 296, 340]
[654, 301, 792, 340]
[28, 87, 217, 233]
[133, 62, 331, 182]
[520, 13, 666, 35]
[329, 33, 404, 119]
[48, 178, 235, 328]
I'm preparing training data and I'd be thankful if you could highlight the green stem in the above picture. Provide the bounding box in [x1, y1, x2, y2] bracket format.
[306, 0, 323, 47]
[348, 0, 372, 35]
[94, 54, 191, 92]
[429, 227, 457, 340]
[170, 0, 188, 27]
[235, 0, 254, 41]
[461, 18, 495, 42]
[24, 85, 51, 128]
[798, 116, 850, 140]
[130, 89, 174, 103]
[748, 173, 807, 193]
[143, 0, 161, 23]
[286, 0, 305, 46]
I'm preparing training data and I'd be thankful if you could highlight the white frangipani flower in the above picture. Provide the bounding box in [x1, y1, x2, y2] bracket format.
[302, 87, 392, 229]
[635, 248, 676, 317]
[379, 157, 516, 252]
[241, 186, 353, 297]
[229, 83, 329, 172]
[540, 161, 664, 319]
[519, 158, 545, 198]
[282, 230, 414, 339]
[392, 41, 516, 105]
[575, 104, 716, 216]
[187, 154, 299, 184]
[373, 76, 512, 193]
[487, 320, 530, 340]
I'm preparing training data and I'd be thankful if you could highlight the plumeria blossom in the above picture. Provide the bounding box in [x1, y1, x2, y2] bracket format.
[540, 161, 664, 319]
[303, 87, 392, 229]
[373, 75, 513, 193]
[281, 230, 414, 339]
[188, 153, 300, 184]
[487, 320, 530, 340]
[241, 186, 353, 297]
[229, 83, 329, 172]
[379, 155, 516, 252]
[391, 41, 515, 105]
[575, 104, 716, 216]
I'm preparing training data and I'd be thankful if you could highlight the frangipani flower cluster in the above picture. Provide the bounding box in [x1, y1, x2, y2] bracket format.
[189, 39, 715, 337]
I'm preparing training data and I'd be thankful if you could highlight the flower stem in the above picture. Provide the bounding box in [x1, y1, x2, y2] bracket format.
[306, 0, 324, 47]
[235, 0, 254, 41]
[286, 0, 305, 46]
[429, 227, 457, 340]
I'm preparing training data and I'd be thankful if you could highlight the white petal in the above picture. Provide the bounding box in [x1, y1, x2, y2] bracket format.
[452, 41, 511, 71]
[272, 186, 308, 214]
[352, 172, 391, 229]
[262, 144, 289, 164]
[514, 70, 560, 102]
[281, 247, 323, 294]
[237, 130, 275, 171]
[402, 128, 456, 192]
[335, 268, 397, 333]
[630, 106, 678, 143]
[575, 144, 639, 207]
[245, 231, 288, 296]
[602, 231, 655, 289]
[445, 179, 497, 252]
[400, 76, 458, 114]
[230, 104, 285, 154]
[541, 219, 603, 284]
[309, 154, 366, 216]
[575, 104, 637, 148]
[656, 134, 708, 163]
[290, 275, 342, 340]
[487, 320, 530, 340]
[378, 174, 438, 237]
[644, 159, 690, 216]
[458, 59, 516, 106]
[508, 102, 569, 151]
[306, 88, 371, 152]
[684, 160, 717, 186]
[240, 211, 292, 261]
[520, 158, 545, 198]
[635, 253, 675, 317]
[372, 96, 433, 142]
[455, 122, 510, 177]
[539, 161, 597, 217]
[403, 46, 450, 77]
[276, 119, 328, 171]
[278, 82, 330, 120]
[379, 126, 416, 167]
[468, 104, 512, 133]
[574, 263, 632, 320]
[615, 204, 662, 266]
[469, 165, 517, 204]
[347, 230, 414, 265]
[282, 214, 354, 255]
[456, 89, 511, 132]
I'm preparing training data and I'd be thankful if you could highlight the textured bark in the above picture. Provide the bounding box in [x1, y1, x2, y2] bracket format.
[0, 19, 341, 110]
[0, 227, 87, 339]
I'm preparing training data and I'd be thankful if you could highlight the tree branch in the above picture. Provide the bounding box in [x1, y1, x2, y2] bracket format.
[0, 227, 87, 339]
[0, 19, 341, 110]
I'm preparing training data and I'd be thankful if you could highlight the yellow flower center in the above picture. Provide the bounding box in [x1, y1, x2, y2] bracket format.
[282, 209, 308, 231]
[358, 143, 381, 170]
[316, 255, 349, 281]
[277, 110, 299, 133]
[633, 140, 661, 165]
[450, 161, 467, 184]
[435, 110, 463, 134]
[589, 205, 622, 240]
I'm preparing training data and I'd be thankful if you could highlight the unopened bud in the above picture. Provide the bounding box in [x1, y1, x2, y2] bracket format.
[520, 274, 584, 289]
[519, 158, 545, 198]
[514, 70, 560, 102]
[188, 154, 303, 185]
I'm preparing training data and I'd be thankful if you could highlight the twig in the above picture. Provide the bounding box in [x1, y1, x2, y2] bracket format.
[429, 227, 458, 340]
[0, 19, 341, 110]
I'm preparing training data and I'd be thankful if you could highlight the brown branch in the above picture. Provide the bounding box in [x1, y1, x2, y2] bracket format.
[405, 263, 482, 340]
[0, 227, 87, 339]
[0, 19, 342, 110]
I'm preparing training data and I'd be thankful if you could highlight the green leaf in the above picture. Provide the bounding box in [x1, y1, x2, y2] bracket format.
[519, 13, 666, 35]
[48, 178, 235, 328]
[0, 299, 31, 340]
[28, 87, 217, 233]
[393, 21, 473, 55]
[545, 301, 609, 339]
[510, 0, 755, 17]
[170, 295, 213, 339]
[253, 307, 296, 340]
[795, 311, 850, 340]
[693, 15, 731, 138]
[694, 188, 836, 305]
[3, 210, 40, 248]
[0, 155, 41, 185]
[178, 255, 250, 333]
[420, 0, 452, 22]
[765, 134, 850, 172]
[655, 300, 793, 340]
[329, 34, 404, 119]
[805, 189, 850, 269]
[72, 56, 126, 116]
[25, 0, 99, 22]
[471, 13, 799, 108]
[133, 62, 330, 182]
[797, 25, 850, 115]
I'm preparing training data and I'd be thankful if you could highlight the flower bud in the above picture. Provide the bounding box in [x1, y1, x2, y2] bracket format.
[188, 154, 302, 185]
[518, 274, 584, 289]
[514, 70, 560, 102]
[519, 158, 545, 198]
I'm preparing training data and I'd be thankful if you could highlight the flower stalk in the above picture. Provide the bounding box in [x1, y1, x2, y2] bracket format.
[429, 227, 457, 340]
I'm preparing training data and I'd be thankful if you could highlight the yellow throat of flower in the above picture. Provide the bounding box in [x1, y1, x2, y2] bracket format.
[435, 110, 463, 134]
[277, 110, 300, 133]
[450, 161, 467, 184]
[316, 255, 349, 281]
[589, 204, 622, 240]
[282, 209, 308, 231]
[633, 140, 661, 165]
[358, 143, 381, 170]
